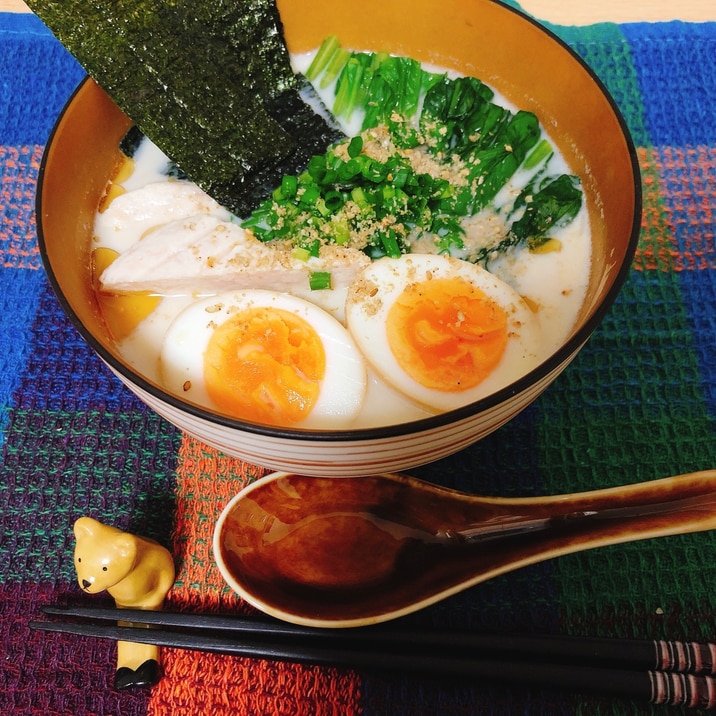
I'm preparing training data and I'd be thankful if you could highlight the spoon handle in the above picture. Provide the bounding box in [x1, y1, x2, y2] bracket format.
[456, 470, 716, 555]
[477, 491, 713, 540]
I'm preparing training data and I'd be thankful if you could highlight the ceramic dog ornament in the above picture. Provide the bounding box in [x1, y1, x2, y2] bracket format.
[73, 517, 176, 690]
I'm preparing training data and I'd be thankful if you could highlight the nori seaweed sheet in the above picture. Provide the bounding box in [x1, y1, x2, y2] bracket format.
[26, 0, 344, 216]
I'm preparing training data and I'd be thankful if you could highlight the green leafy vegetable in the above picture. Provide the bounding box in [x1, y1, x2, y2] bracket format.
[305, 35, 342, 82]
[243, 37, 584, 264]
[524, 138, 554, 169]
[511, 174, 584, 249]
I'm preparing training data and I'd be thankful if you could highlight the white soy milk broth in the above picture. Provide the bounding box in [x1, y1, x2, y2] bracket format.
[121, 139, 175, 192]
[92, 51, 591, 429]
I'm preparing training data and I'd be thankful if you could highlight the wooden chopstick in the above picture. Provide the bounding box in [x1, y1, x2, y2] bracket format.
[30, 605, 716, 709]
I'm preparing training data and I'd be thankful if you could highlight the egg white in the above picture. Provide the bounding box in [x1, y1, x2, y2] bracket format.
[159, 289, 368, 429]
[345, 254, 543, 411]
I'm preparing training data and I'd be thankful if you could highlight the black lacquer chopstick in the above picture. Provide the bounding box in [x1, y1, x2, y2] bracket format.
[36, 604, 716, 675]
[30, 605, 716, 709]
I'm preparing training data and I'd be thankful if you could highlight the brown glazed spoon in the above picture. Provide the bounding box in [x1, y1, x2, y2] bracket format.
[213, 469, 716, 627]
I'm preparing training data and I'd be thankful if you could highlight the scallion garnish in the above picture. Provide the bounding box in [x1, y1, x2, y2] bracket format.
[308, 271, 332, 291]
[241, 38, 583, 265]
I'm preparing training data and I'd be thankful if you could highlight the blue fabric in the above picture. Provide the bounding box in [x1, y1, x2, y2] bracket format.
[0, 12, 84, 145]
[621, 22, 716, 146]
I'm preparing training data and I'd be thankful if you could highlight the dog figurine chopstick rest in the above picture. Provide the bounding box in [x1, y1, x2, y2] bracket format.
[73, 517, 176, 690]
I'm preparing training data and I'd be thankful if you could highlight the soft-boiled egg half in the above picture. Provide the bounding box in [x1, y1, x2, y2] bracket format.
[160, 289, 367, 429]
[345, 254, 542, 412]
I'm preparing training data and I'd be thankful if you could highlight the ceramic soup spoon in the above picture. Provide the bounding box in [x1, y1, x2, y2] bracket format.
[213, 470, 716, 627]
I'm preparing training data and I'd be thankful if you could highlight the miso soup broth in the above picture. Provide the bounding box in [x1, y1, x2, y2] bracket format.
[91, 48, 591, 430]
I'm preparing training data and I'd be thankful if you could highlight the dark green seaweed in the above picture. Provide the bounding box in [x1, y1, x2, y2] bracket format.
[26, 0, 343, 216]
[117, 124, 145, 159]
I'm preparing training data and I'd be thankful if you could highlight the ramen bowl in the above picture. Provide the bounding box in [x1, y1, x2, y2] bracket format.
[36, 0, 641, 476]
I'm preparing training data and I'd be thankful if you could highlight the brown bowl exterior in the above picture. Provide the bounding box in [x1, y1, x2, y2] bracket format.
[37, 0, 640, 476]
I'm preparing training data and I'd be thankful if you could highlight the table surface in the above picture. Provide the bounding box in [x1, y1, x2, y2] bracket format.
[4, 0, 716, 22]
[1, 2, 716, 715]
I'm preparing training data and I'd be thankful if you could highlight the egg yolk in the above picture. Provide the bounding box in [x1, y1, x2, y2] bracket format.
[385, 276, 509, 391]
[203, 307, 326, 425]
[92, 247, 160, 341]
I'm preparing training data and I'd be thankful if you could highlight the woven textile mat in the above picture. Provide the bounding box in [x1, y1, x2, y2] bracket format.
[1, 10, 715, 716]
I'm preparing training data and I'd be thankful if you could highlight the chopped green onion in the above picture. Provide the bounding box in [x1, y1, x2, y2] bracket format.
[379, 230, 402, 259]
[307, 155, 327, 181]
[314, 197, 331, 217]
[391, 167, 411, 189]
[299, 184, 321, 205]
[280, 174, 298, 199]
[347, 135, 363, 158]
[337, 158, 361, 182]
[361, 160, 388, 183]
[292, 246, 312, 262]
[331, 219, 351, 245]
[309, 271, 332, 290]
[299, 239, 321, 258]
[324, 190, 345, 211]
[350, 186, 370, 209]
[242, 38, 583, 267]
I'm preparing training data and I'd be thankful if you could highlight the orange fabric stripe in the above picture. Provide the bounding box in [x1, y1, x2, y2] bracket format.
[0, 144, 43, 269]
[656, 144, 716, 271]
[633, 145, 716, 272]
[147, 434, 362, 715]
[633, 145, 679, 272]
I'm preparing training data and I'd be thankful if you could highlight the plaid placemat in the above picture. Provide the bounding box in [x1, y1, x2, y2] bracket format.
[1, 8, 715, 715]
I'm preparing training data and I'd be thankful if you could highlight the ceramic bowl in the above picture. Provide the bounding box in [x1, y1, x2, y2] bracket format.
[36, 0, 641, 476]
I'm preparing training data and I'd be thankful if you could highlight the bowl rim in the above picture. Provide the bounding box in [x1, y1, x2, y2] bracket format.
[36, 0, 642, 444]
